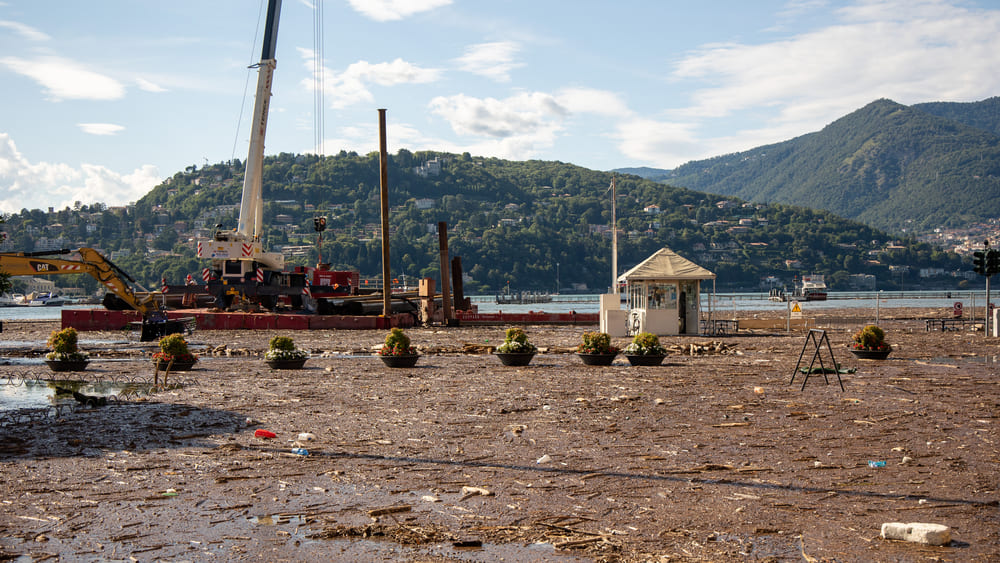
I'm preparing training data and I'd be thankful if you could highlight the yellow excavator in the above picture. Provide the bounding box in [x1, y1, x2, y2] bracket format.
[0, 247, 188, 341]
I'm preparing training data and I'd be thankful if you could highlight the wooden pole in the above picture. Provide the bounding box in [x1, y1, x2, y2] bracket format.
[377, 109, 391, 317]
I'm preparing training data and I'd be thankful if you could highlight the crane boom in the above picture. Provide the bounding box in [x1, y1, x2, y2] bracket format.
[197, 0, 284, 277]
[237, 0, 281, 241]
[0, 247, 190, 340]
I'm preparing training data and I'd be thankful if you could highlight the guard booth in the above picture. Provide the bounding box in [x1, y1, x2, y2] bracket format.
[617, 247, 715, 336]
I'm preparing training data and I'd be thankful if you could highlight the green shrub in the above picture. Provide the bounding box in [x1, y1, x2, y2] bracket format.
[852, 325, 888, 350]
[577, 331, 618, 354]
[379, 328, 415, 356]
[46, 327, 88, 362]
[268, 336, 297, 351]
[496, 327, 537, 353]
[265, 335, 308, 360]
[623, 332, 667, 355]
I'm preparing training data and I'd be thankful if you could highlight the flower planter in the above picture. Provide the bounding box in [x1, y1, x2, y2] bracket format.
[626, 354, 665, 367]
[153, 359, 197, 371]
[577, 353, 617, 366]
[380, 354, 420, 368]
[495, 352, 536, 366]
[266, 358, 308, 370]
[45, 359, 89, 372]
[850, 349, 891, 360]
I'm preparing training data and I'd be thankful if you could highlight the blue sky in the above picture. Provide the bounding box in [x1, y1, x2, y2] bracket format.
[1, 0, 999, 214]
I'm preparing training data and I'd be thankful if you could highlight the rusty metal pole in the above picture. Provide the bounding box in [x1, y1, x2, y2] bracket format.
[378, 109, 391, 317]
[437, 221, 452, 323]
[451, 256, 464, 311]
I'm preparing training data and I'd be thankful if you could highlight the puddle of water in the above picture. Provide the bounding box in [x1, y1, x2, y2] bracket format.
[0, 378, 156, 411]
[927, 355, 997, 365]
[0, 358, 46, 366]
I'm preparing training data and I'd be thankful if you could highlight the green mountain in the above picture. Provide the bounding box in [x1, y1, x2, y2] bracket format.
[2, 151, 967, 294]
[913, 96, 1000, 136]
[104, 151, 960, 292]
[665, 98, 1000, 234]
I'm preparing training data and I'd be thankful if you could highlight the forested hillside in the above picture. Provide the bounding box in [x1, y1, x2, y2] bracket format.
[1, 150, 969, 294]
[666, 98, 1000, 234]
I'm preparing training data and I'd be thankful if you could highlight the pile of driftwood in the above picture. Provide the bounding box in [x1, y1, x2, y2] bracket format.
[666, 341, 740, 356]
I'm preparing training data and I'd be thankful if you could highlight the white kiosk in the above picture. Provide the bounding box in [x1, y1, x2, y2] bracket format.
[616, 247, 715, 336]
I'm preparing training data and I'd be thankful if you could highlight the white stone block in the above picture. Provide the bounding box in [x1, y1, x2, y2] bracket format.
[881, 522, 951, 546]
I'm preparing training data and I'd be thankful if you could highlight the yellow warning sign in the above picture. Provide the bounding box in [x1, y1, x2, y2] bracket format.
[791, 302, 802, 313]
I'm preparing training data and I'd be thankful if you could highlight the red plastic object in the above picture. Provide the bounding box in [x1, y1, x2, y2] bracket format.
[254, 429, 277, 439]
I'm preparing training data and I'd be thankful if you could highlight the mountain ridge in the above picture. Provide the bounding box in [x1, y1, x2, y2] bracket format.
[665, 97, 1000, 234]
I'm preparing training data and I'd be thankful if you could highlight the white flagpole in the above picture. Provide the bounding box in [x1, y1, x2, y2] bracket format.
[611, 175, 618, 294]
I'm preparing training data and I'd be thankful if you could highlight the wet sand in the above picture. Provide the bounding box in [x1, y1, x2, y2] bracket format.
[1, 308, 998, 561]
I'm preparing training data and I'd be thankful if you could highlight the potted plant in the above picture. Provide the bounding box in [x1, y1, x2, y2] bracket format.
[850, 324, 892, 359]
[494, 327, 537, 366]
[378, 327, 419, 368]
[264, 335, 309, 369]
[152, 333, 198, 371]
[623, 332, 667, 366]
[45, 327, 89, 371]
[576, 331, 619, 366]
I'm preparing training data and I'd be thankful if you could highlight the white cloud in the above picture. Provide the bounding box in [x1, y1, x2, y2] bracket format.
[136, 77, 167, 93]
[298, 48, 441, 109]
[628, 0, 1000, 166]
[77, 123, 125, 136]
[426, 92, 569, 159]
[455, 41, 523, 82]
[0, 55, 125, 101]
[346, 0, 452, 22]
[613, 118, 704, 167]
[0, 20, 50, 41]
[556, 88, 632, 118]
[0, 133, 160, 213]
[429, 92, 568, 138]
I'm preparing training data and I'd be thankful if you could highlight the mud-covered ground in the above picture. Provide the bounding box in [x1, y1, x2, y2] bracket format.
[1, 308, 998, 562]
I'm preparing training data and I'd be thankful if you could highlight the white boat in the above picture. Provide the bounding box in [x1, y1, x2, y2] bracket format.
[27, 292, 67, 307]
[767, 275, 828, 302]
[797, 275, 828, 301]
[0, 292, 26, 306]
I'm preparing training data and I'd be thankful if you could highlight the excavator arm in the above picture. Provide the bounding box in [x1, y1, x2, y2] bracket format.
[0, 248, 158, 315]
[0, 248, 186, 341]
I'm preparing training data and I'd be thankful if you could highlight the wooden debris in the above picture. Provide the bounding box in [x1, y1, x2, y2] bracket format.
[367, 505, 412, 518]
[665, 341, 739, 356]
[460, 486, 494, 501]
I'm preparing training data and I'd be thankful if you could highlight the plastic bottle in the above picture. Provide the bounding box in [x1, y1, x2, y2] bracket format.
[254, 429, 277, 439]
[868, 460, 886, 468]
[291, 448, 309, 456]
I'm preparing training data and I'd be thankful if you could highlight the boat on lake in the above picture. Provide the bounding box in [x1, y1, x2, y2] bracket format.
[767, 275, 828, 302]
[496, 291, 553, 305]
[0, 292, 26, 306]
[27, 292, 67, 307]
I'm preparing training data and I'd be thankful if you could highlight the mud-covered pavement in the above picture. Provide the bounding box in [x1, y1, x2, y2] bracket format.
[1, 311, 998, 561]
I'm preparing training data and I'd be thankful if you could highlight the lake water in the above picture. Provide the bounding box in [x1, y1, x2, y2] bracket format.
[0, 291, 993, 321]
[472, 290, 993, 315]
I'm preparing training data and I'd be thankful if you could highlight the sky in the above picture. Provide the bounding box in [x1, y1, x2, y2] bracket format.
[1, 0, 999, 214]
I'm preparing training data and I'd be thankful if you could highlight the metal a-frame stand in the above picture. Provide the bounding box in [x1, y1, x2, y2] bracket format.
[790, 329, 845, 391]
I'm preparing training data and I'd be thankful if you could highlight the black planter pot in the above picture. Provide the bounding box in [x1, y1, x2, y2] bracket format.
[849, 348, 891, 360]
[153, 359, 197, 371]
[266, 358, 308, 369]
[626, 354, 665, 367]
[577, 353, 618, 366]
[380, 354, 420, 368]
[45, 359, 89, 372]
[495, 352, 536, 366]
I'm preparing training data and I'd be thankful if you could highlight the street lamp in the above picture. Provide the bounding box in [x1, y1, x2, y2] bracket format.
[556, 262, 560, 294]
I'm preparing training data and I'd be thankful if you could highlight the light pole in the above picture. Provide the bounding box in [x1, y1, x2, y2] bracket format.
[556, 262, 560, 295]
